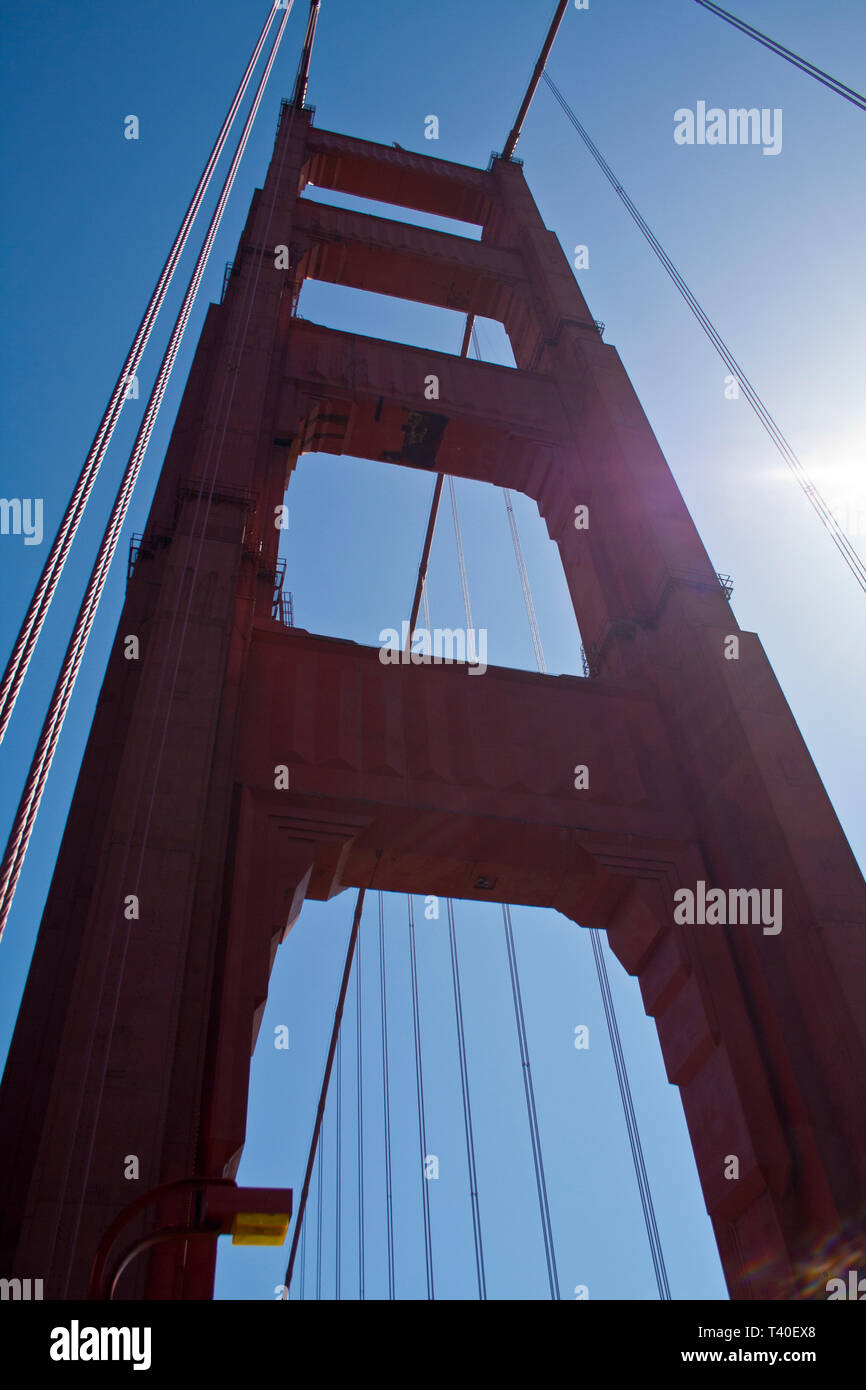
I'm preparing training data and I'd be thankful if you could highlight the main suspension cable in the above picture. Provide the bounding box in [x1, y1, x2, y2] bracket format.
[0, 0, 296, 941]
[541, 70, 866, 596]
[0, 1, 280, 747]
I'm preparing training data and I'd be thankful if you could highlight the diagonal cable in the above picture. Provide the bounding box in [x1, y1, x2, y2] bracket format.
[693, 0, 866, 112]
[541, 69, 866, 596]
[0, 2, 281, 746]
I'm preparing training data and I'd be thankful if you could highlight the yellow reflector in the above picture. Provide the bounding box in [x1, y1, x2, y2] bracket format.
[231, 1212, 291, 1246]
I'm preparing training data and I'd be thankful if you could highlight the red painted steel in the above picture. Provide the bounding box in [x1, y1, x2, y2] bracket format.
[1, 106, 864, 1300]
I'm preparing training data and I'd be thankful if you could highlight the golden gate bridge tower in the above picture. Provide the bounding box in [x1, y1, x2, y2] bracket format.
[1, 0, 865, 1302]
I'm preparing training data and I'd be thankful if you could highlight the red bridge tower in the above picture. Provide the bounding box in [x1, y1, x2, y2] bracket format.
[1, 103, 864, 1299]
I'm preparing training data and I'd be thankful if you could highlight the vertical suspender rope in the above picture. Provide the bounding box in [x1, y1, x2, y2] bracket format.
[0, 1, 281, 747]
[378, 891, 396, 1299]
[589, 928, 671, 1299]
[451, 412, 561, 1296]
[335, 1030, 342, 1301]
[502, 904, 561, 1299]
[315, 1122, 324, 1301]
[400, 320, 486, 1299]
[442, 479, 488, 1299]
[447, 476, 474, 634]
[407, 894, 435, 1299]
[356, 913, 365, 1300]
[503, 489, 546, 674]
[445, 900, 487, 1299]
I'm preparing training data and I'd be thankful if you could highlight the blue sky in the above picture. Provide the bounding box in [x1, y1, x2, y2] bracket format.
[1, 0, 864, 1300]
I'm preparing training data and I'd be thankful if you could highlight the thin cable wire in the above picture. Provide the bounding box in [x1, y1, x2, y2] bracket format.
[469, 324, 547, 675]
[407, 474, 444, 647]
[693, 0, 866, 112]
[542, 70, 866, 596]
[447, 491, 557, 1297]
[447, 476, 474, 633]
[316, 1120, 324, 1301]
[445, 899, 487, 1299]
[0, 2, 279, 747]
[503, 489, 547, 674]
[299, 1217, 307, 1301]
[0, 1, 295, 939]
[407, 894, 434, 1299]
[335, 1030, 342, 1301]
[356, 911, 365, 1301]
[502, 904, 560, 1299]
[406, 313, 475, 643]
[378, 891, 396, 1299]
[433, 490, 487, 1299]
[589, 928, 671, 1299]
